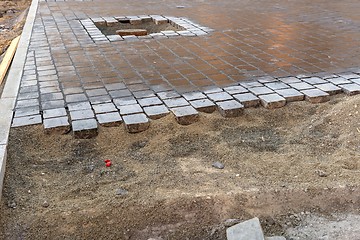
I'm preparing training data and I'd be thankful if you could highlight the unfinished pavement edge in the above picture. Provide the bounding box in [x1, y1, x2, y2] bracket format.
[0, 0, 38, 200]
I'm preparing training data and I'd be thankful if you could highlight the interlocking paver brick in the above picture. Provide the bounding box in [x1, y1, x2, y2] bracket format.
[182, 91, 207, 101]
[326, 77, 351, 85]
[68, 101, 91, 111]
[223, 85, 248, 95]
[314, 83, 342, 95]
[123, 113, 150, 133]
[275, 88, 304, 102]
[157, 91, 181, 100]
[163, 97, 189, 108]
[338, 73, 359, 80]
[70, 109, 95, 120]
[44, 117, 70, 134]
[279, 77, 301, 84]
[43, 108, 67, 119]
[119, 104, 143, 115]
[202, 86, 223, 94]
[233, 93, 260, 107]
[72, 119, 98, 139]
[190, 99, 217, 113]
[301, 89, 330, 103]
[92, 102, 117, 114]
[12, 115, 42, 127]
[66, 93, 88, 103]
[350, 78, 360, 85]
[216, 100, 244, 118]
[86, 88, 108, 97]
[302, 77, 327, 85]
[143, 105, 170, 119]
[16, 99, 39, 108]
[206, 91, 233, 102]
[338, 83, 360, 95]
[264, 82, 289, 90]
[113, 97, 138, 106]
[171, 105, 199, 125]
[289, 82, 314, 91]
[138, 97, 162, 107]
[240, 82, 263, 88]
[259, 94, 286, 109]
[41, 92, 63, 101]
[41, 100, 65, 110]
[249, 86, 274, 96]
[14, 106, 40, 118]
[96, 112, 123, 127]
[89, 95, 112, 104]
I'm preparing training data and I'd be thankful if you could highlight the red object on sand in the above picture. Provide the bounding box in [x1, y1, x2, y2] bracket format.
[104, 159, 112, 167]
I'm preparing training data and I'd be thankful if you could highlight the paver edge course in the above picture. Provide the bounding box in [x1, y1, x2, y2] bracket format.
[0, 0, 39, 200]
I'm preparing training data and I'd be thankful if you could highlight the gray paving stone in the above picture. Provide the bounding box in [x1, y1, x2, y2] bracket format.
[240, 81, 263, 88]
[216, 100, 244, 118]
[157, 91, 181, 100]
[202, 86, 223, 94]
[182, 91, 207, 101]
[41, 92, 63, 101]
[189, 99, 217, 113]
[289, 82, 314, 91]
[92, 102, 117, 114]
[44, 116, 70, 134]
[259, 94, 286, 109]
[65, 93, 88, 103]
[206, 91, 233, 102]
[338, 83, 360, 95]
[16, 99, 39, 108]
[70, 109, 95, 120]
[233, 93, 260, 107]
[14, 106, 40, 118]
[326, 77, 351, 85]
[257, 76, 276, 83]
[72, 119, 98, 139]
[278, 76, 301, 84]
[119, 104, 143, 115]
[143, 105, 170, 119]
[171, 106, 199, 125]
[301, 89, 330, 103]
[43, 107, 67, 119]
[275, 88, 304, 102]
[223, 85, 248, 95]
[86, 88, 108, 97]
[113, 96, 137, 106]
[63, 87, 83, 95]
[89, 95, 112, 104]
[41, 100, 65, 110]
[67, 101, 91, 111]
[163, 97, 189, 108]
[302, 77, 327, 85]
[226, 217, 265, 240]
[249, 86, 273, 96]
[12, 114, 42, 127]
[264, 82, 289, 90]
[133, 90, 155, 99]
[109, 89, 133, 98]
[96, 112, 122, 127]
[350, 78, 360, 85]
[122, 113, 150, 133]
[138, 96, 163, 107]
[338, 72, 359, 79]
[314, 83, 342, 95]
[18, 91, 39, 100]
[104, 83, 126, 91]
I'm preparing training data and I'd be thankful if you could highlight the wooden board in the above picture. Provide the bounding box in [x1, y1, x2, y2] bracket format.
[0, 36, 20, 86]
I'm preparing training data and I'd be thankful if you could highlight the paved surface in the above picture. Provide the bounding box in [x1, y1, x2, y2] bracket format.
[11, 0, 360, 136]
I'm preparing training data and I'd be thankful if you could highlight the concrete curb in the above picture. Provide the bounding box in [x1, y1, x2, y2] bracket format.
[0, 0, 38, 200]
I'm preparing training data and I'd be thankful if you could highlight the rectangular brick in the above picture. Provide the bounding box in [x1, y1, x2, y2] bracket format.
[70, 109, 95, 120]
[92, 102, 117, 114]
[233, 93, 260, 107]
[123, 113, 150, 133]
[163, 97, 189, 108]
[338, 83, 360, 95]
[275, 88, 304, 102]
[249, 86, 273, 96]
[190, 99, 216, 113]
[43, 107, 67, 119]
[143, 105, 170, 119]
[314, 83, 342, 95]
[72, 119, 98, 139]
[216, 100, 244, 118]
[301, 89, 330, 103]
[96, 112, 122, 127]
[259, 94, 286, 109]
[44, 116, 70, 134]
[119, 104, 143, 115]
[171, 106, 199, 125]
[12, 114, 42, 127]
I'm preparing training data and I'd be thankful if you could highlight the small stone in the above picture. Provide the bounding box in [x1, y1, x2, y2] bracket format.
[315, 169, 328, 177]
[212, 161, 224, 169]
[8, 201, 16, 209]
[116, 188, 128, 196]
[42, 201, 49, 208]
[226, 217, 265, 240]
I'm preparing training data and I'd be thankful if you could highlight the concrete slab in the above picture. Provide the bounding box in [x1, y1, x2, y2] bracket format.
[226, 217, 265, 240]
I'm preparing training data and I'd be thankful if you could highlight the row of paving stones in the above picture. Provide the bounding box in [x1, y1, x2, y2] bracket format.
[11, 68, 360, 138]
[80, 15, 213, 43]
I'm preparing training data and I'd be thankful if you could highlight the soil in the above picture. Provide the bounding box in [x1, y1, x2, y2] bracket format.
[0, 0, 31, 55]
[0, 94, 359, 239]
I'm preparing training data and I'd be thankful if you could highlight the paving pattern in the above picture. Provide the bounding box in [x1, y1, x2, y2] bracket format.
[11, 0, 360, 137]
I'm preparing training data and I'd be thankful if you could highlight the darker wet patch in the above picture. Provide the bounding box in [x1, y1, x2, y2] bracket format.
[169, 133, 216, 158]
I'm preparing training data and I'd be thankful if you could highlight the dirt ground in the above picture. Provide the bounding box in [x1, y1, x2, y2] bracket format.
[0, 0, 30, 55]
[0, 93, 359, 239]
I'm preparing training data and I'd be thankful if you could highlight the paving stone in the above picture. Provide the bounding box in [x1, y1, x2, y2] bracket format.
[289, 82, 314, 91]
[301, 89, 330, 103]
[14, 106, 40, 118]
[189, 99, 217, 113]
[275, 88, 304, 102]
[240, 81, 263, 88]
[43, 107, 67, 119]
[16, 99, 39, 108]
[264, 82, 289, 90]
[338, 83, 360, 95]
[119, 104, 143, 115]
[278, 76, 301, 84]
[259, 94, 286, 109]
[72, 119, 98, 139]
[70, 109, 95, 120]
[41, 100, 65, 110]
[163, 97, 189, 108]
[223, 85, 248, 95]
[314, 83, 342, 95]
[96, 112, 122, 127]
[216, 100, 244, 118]
[206, 91, 233, 102]
[171, 106, 199, 125]
[113, 96, 137, 106]
[143, 105, 170, 119]
[302, 77, 327, 85]
[67, 101, 91, 111]
[226, 217, 265, 240]
[18, 91, 39, 100]
[157, 91, 180, 100]
[182, 91, 207, 101]
[326, 77, 351, 85]
[44, 116, 70, 134]
[65, 93, 88, 103]
[122, 113, 150, 133]
[104, 83, 126, 91]
[138, 97, 163, 107]
[133, 90, 155, 98]
[202, 86, 223, 94]
[257, 76, 276, 83]
[89, 95, 112, 104]
[109, 89, 133, 98]
[350, 78, 360, 85]
[41, 92, 63, 101]
[338, 73, 359, 79]
[265, 237, 286, 240]
[233, 93, 260, 107]
[249, 86, 273, 96]
[92, 102, 117, 114]
[12, 114, 42, 127]
[86, 88, 108, 97]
